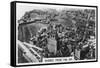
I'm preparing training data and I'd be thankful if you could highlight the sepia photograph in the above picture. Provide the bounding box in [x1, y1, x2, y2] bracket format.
[13, 1, 97, 66]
